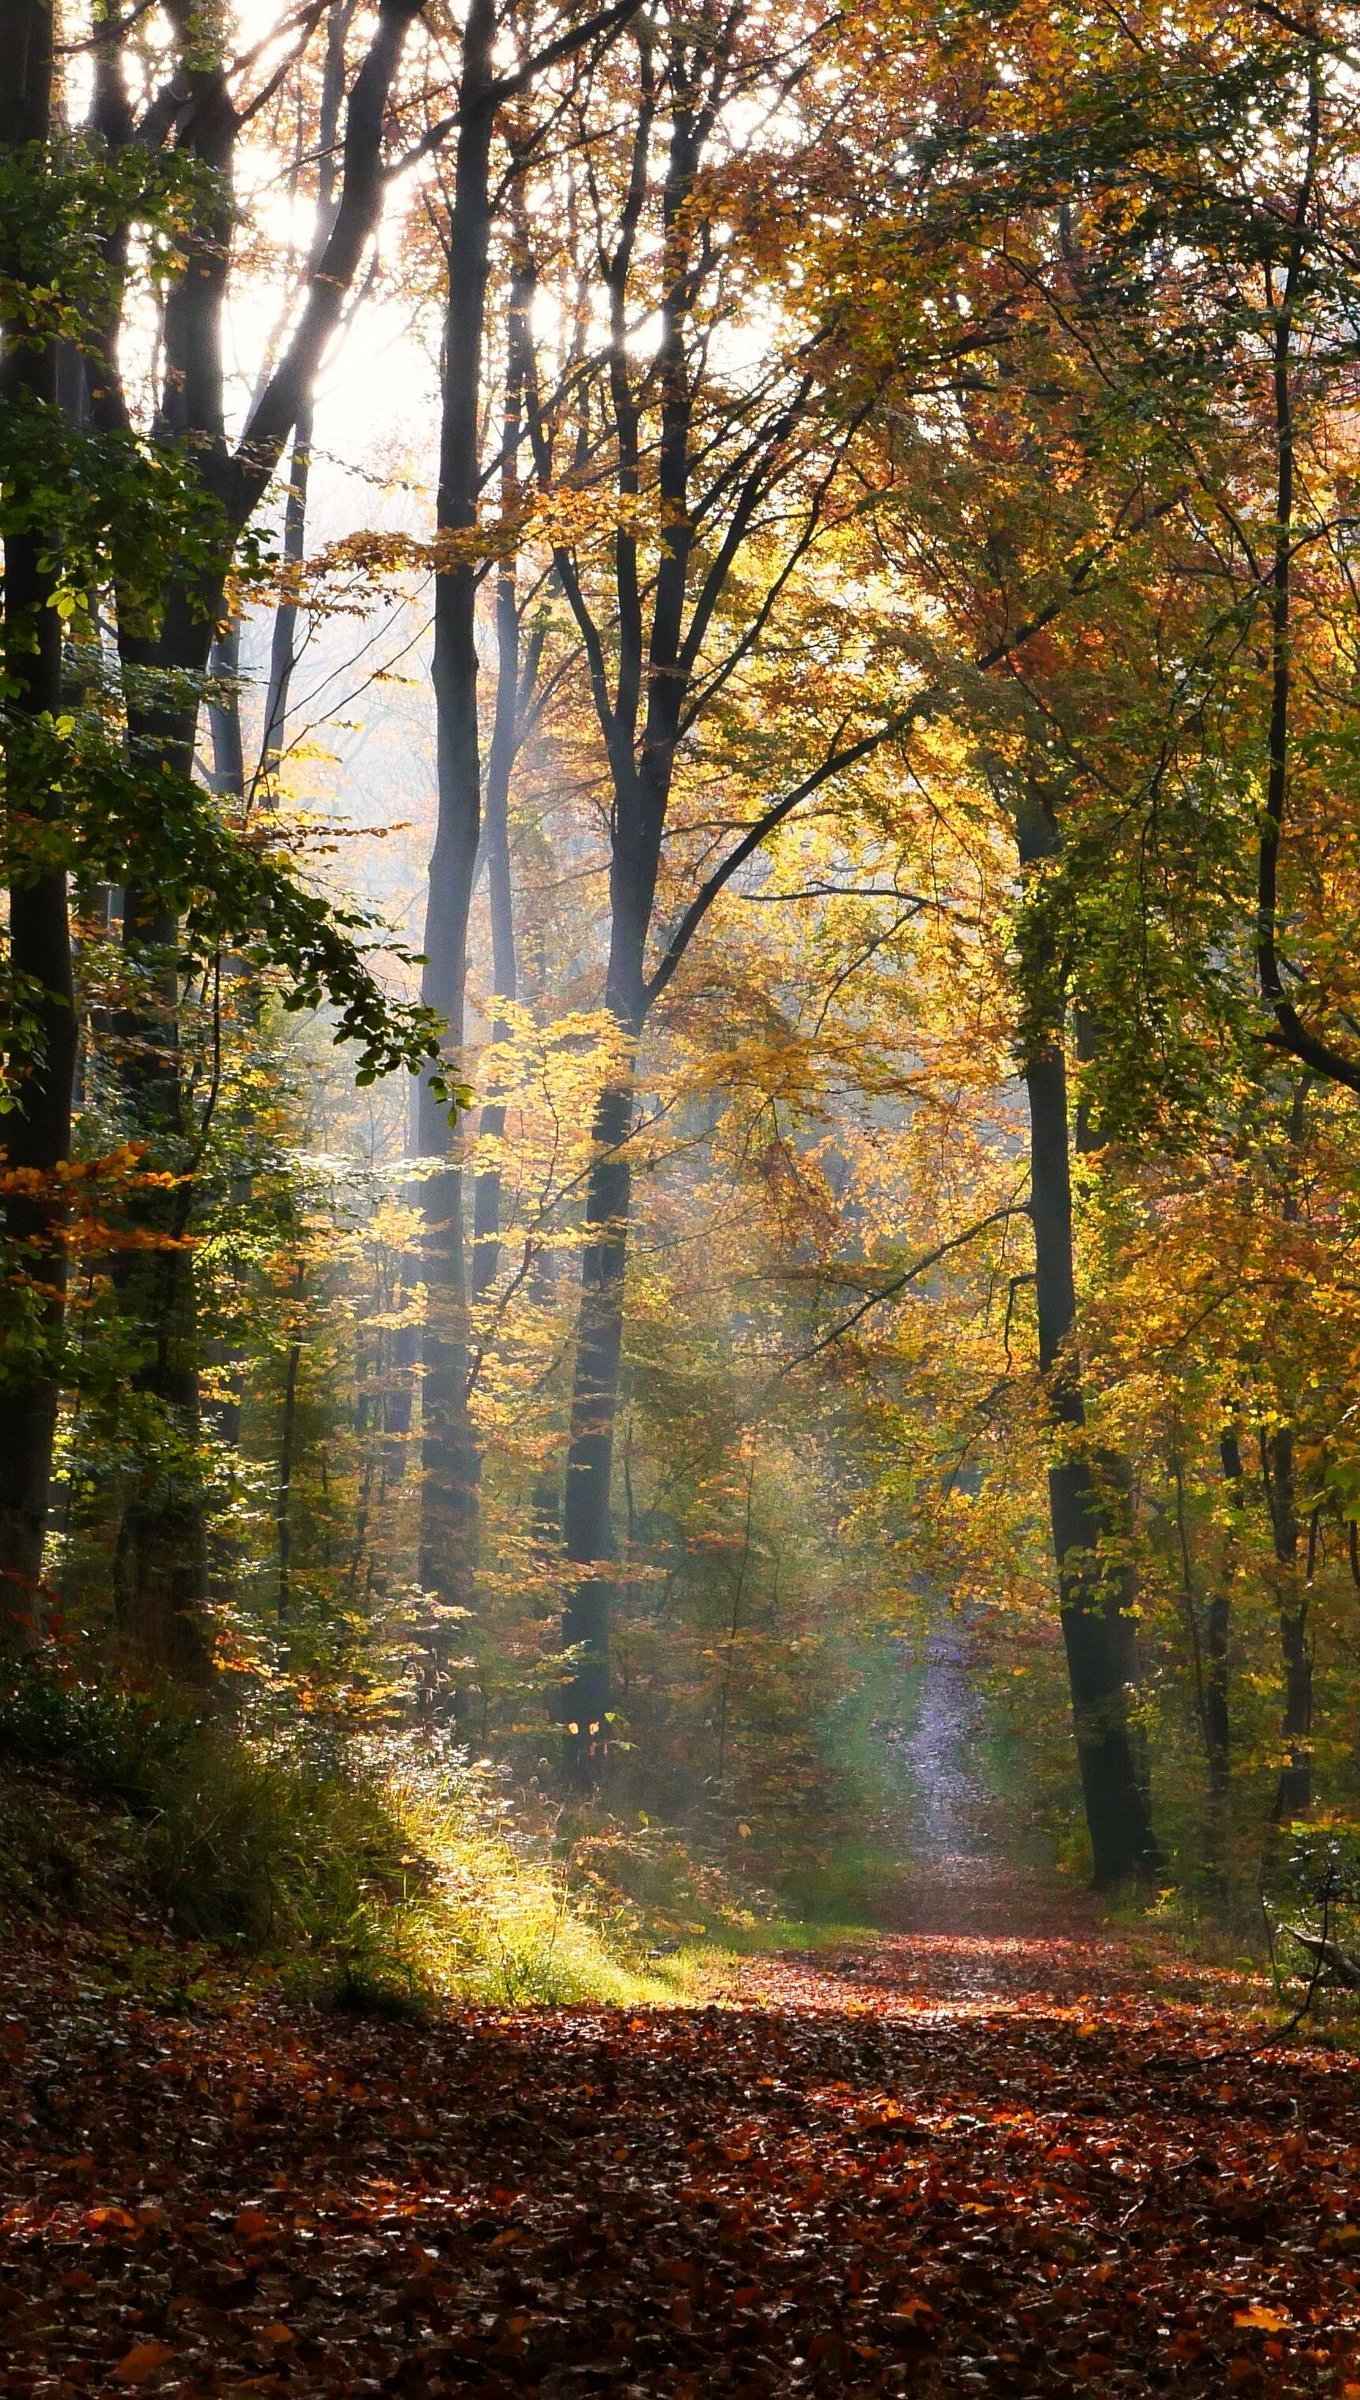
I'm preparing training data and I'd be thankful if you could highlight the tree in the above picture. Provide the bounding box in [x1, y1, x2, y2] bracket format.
[512, 0, 891, 1777]
[82, 0, 433, 1669]
[0, 0, 76, 1637]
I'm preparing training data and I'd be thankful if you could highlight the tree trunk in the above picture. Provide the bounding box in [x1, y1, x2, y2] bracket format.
[207, 618, 246, 802]
[1018, 795, 1156, 1886]
[277, 1262, 306, 1627]
[415, 0, 498, 1627]
[257, 0, 353, 803]
[470, 252, 533, 1301]
[1263, 1422, 1311, 1822]
[0, 0, 77, 1641]
[561, 1071, 636, 1781]
[109, 22, 236, 1680]
[1268, 1077, 1313, 1823]
[1196, 1425, 1239, 1891]
[528, 22, 826, 1777]
[103, 0, 423, 1673]
[258, 410, 312, 800]
[550, 46, 707, 1777]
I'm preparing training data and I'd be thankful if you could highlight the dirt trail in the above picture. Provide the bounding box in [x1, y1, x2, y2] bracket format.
[730, 1850, 1175, 2013]
[4, 1892, 1359, 2400]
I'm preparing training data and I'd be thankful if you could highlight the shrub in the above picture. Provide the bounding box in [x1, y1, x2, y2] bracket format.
[0, 1657, 712, 2009]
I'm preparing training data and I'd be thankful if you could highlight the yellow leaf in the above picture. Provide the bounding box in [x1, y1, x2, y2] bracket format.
[1233, 2306, 1290, 2332]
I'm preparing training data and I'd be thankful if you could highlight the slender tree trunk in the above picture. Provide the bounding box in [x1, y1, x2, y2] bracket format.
[1172, 1427, 1234, 1899]
[1017, 795, 1156, 1886]
[0, 0, 78, 1640]
[1263, 1420, 1311, 1822]
[714, 1450, 756, 1790]
[561, 1068, 637, 1779]
[260, 407, 313, 798]
[1267, 1077, 1313, 1822]
[207, 618, 247, 800]
[470, 254, 533, 1301]
[555, 759, 667, 1784]
[277, 1261, 306, 1626]
[415, 0, 498, 1623]
[533, 22, 823, 1776]
[1201, 1427, 1239, 1880]
[202, 632, 248, 1458]
[553, 50, 701, 1779]
[111, 865, 213, 1683]
[257, 0, 354, 801]
[467, 562, 519, 1300]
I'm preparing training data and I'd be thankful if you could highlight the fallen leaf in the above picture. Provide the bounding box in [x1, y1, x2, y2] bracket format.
[233, 2208, 278, 2245]
[114, 2342, 175, 2383]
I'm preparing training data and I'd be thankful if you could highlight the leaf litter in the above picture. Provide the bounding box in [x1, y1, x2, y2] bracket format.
[3, 1905, 1360, 2398]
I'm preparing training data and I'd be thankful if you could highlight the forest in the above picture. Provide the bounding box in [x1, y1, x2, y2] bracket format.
[8, 1, 1360, 2390]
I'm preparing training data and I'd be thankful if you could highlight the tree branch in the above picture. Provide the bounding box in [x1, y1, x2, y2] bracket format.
[781, 1203, 1030, 1374]
[645, 498, 1182, 1008]
[228, 0, 427, 530]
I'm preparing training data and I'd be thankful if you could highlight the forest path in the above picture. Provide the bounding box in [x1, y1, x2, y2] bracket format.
[5, 1909, 1358, 2400]
[722, 1884, 1164, 2014]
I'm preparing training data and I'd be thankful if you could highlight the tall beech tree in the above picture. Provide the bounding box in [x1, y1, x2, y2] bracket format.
[86, 0, 432, 1670]
[469, 234, 541, 1307]
[413, 0, 638, 1639]
[0, 0, 75, 1637]
[1013, 783, 1156, 1885]
[513, 2, 921, 1776]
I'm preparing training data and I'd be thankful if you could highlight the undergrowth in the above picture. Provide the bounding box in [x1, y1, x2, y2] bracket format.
[0, 1656, 747, 2013]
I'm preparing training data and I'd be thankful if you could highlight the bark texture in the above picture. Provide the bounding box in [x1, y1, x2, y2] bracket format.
[0, 0, 78, 1640]
[1017, 793, 1156, 1887]
[415, 0, 499, 1625]
[94, 0, 426, 1672]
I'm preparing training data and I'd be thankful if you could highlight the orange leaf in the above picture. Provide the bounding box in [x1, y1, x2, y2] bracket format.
[258, 2323, 294, 2346]
[115, 2342, 175, 2384]
[1234, 2307, 1290, 2332]
[233, 2208, 278, 2245]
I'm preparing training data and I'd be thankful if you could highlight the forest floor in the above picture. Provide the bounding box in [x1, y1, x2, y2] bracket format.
[4, 1857, 1360, 2400]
